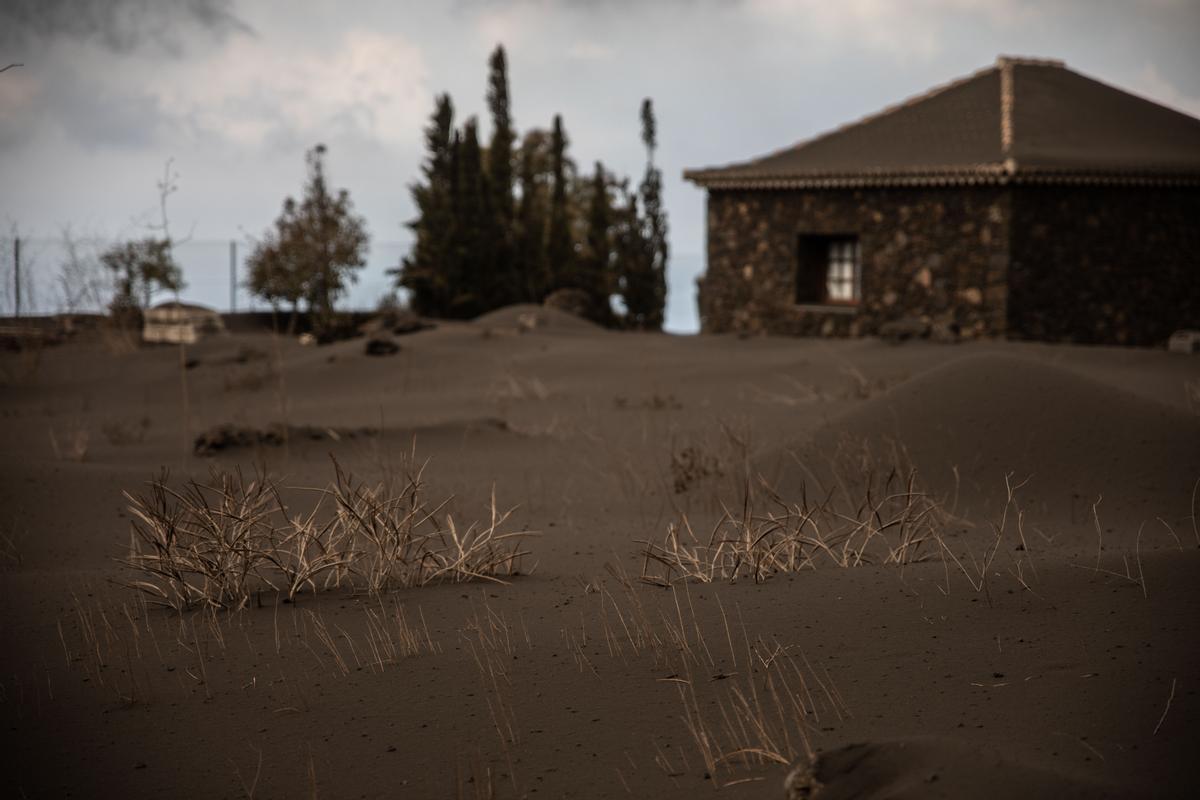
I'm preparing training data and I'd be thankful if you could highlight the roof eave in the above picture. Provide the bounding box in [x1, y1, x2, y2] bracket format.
[683, 166, 1200, 189]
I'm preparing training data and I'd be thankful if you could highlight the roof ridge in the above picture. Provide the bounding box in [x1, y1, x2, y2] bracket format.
[683, 55, 1200, 187]
[996, 55, 1065, 68]
[689, 60, 1004, 177]
[1000, 58, 1016, 170]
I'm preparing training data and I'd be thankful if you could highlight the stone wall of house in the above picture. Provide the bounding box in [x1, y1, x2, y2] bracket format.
[1008, 185, 1200, 346]
[698, 187, 1012, 337]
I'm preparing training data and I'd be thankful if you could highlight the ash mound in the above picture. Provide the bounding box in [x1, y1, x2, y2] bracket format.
[784, 736, 1133, 800]
[473, 303, 600, 332]
[757, 354, 1200, 546]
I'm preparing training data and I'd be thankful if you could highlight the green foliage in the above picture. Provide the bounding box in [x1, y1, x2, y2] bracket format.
[618, 98, 669, 330]
[447, 118, 495, 319]
[100, 236, 184, 312]
[545, 114, 574, 295]
[487, 45, 515, 224]
[485, 45, 523, 309]
[515, 134, 549, 301]
[395, 94, 456, 317]
[578, 161, 615, 324]
[395, 50, 669, 330]
[248, 144, 369, 335]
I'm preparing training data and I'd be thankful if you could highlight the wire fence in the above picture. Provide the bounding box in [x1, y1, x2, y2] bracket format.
[0, 234, 705, 332]
[0, 235, 410, 317]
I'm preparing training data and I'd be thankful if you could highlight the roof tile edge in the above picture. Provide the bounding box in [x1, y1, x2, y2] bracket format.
[995, 55, 1066, 68]
[682, 59, 1006, 183]
[685, 167, 1200, 190]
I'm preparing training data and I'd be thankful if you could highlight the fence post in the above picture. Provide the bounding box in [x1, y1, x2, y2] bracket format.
[13, 235, 19, 319]
[229, 239, 237, 313]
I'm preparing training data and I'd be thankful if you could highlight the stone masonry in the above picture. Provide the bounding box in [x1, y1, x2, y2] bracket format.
[1008, 185, 1200, 346]
[697, 184, 1200, 345]
[698, 187, 1011, 338]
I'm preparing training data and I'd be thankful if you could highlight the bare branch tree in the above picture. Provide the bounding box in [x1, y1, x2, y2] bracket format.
[56, 225, 110, 314]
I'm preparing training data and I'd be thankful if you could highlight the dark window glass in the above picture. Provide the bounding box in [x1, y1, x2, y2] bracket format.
[797, 235, 860, 304]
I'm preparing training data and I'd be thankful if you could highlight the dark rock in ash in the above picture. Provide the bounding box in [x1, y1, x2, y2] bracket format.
[365, 334, 400, 356]
[360, 308, 433, 337]
[929, 319, 961, 344]
[193, 422, 375, 455]
[542, 287, 594, 320]
[193, 423, 285, 455]
[879, 316, 930, 344]
[391, 309, 434, 335]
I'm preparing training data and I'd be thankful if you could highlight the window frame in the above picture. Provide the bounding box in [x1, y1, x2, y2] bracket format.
[796, 234, 863, 308]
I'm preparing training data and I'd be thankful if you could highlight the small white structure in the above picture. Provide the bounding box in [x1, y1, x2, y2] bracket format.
[143, 302, 225, 345]
[1168, 330, 1200, 355]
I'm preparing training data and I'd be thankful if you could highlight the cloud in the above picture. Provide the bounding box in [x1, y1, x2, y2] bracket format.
[0, 40, 183, 153]
[0, 25, 430, 157]
[56, 80, 176, 150]
[0, 0, 252, 56]
[1131, 62, 1200, 118]
[158, 30, 431, 151]
[567, 41, 615, 61]
[475, 2, 539, 50]
[743, 0, 1044, 58]
[0, 68, 41, 150]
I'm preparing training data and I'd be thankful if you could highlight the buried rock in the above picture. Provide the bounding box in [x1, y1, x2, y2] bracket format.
[390, 309, 434, 335]
[193, 423, 286, 455]
[364, 334, 400, 356]
[193, 423, 375, 455]
[879, 316, 929, 343]
[783, 737, 1125, 799]
[360, 309, 433, 337]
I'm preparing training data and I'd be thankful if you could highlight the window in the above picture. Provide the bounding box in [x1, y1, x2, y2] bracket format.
[825, 239, 860, 302]
[796, 235, 861, 305]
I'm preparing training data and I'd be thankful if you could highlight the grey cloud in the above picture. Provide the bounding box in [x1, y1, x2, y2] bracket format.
[56, 80, 176, 149]
[0, 67, 178, 153]
[0, 0, 253, 56]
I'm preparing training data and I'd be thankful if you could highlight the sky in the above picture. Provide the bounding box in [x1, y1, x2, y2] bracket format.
[1, 0, 1198, 332]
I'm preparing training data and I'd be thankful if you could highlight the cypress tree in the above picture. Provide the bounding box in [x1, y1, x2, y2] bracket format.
[448, 117, 492, 318]
[546, 114, 573, 294]
[515, 138, 548, 301]
[582, 160, 614, 322]
[611, 182, 642, 328]
[487, 45, 515, 224]
[641, 98, 668, 329]
[485, 44, 520, 307]
[396, 94, 456, 316]
[621, 98, 668, 330]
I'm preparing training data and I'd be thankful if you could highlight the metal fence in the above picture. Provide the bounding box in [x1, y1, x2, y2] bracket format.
[0, 235, 704, 332]
[0, 235, 410, 317]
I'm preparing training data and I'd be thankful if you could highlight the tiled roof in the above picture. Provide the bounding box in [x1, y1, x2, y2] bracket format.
[684, 57, 1200, 188]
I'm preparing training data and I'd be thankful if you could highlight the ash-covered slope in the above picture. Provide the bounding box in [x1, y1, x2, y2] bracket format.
[756, 353, 1199, 554]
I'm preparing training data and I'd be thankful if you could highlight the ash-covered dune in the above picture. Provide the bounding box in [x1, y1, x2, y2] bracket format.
[472, 303, 601, 332]
[785, 736, 1137, 799]
[756, 353, 1200, 552]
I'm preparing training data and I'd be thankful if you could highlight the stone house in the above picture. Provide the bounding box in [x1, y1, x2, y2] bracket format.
[684, 56, 1200, 345]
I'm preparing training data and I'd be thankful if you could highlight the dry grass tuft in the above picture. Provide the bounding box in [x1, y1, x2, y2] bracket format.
[640, 438, 1060, 605]
[49, 418, 91, 462]
[0, 519, 22, 568]
[586, 575, 845, 787]
[101, 415, 152, 446]
[223, 363, 279, 393]
[119, 456, 535, 612]
[674, 631, 844, 782]
[643, 453, 949, 585]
